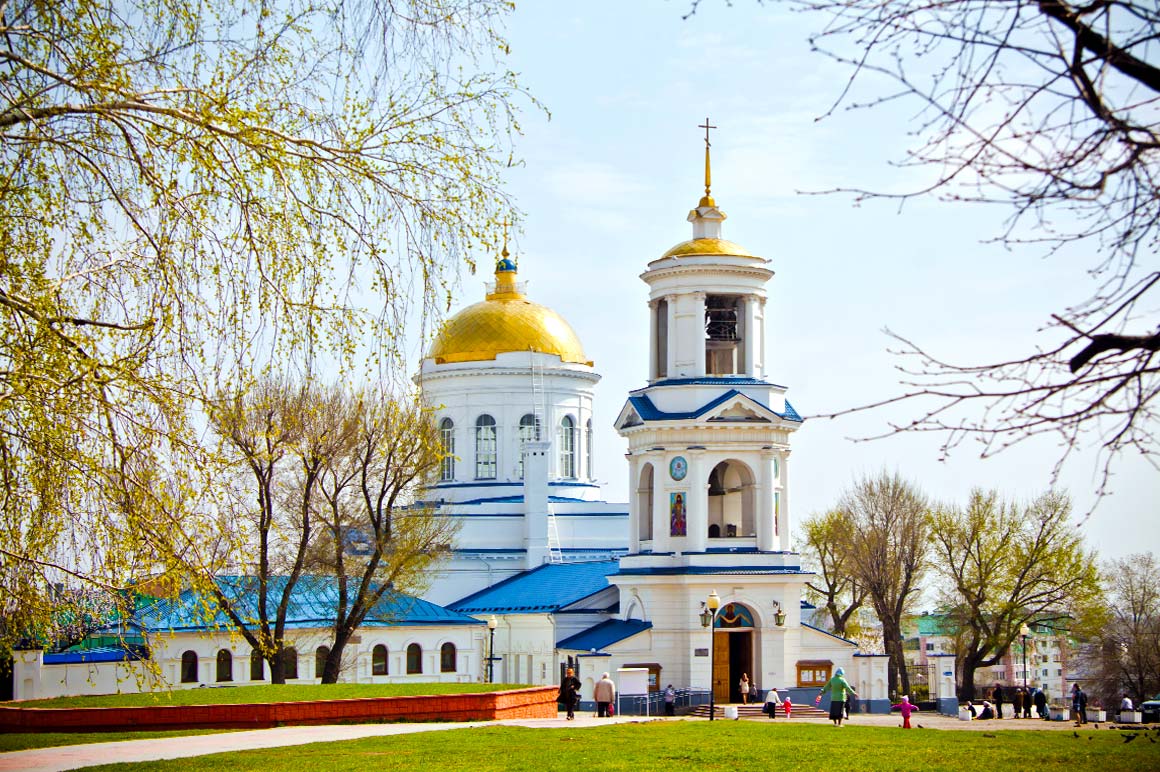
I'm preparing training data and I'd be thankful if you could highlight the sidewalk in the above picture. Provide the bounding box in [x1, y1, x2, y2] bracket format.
[0, 711, 1118, 772]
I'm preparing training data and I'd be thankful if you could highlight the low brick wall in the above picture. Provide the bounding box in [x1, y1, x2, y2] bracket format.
[0, 686, 557, 733]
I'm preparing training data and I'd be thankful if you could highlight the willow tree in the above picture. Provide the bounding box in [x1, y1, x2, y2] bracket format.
[0, 0, 525, 655]
[930, 489, 1100, 700]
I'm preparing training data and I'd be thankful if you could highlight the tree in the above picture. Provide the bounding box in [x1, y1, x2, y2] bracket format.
[800, 508, 867, 637]
[929, 489, 1101, 700]
[787, 1, 1160, 491]
[310, 393, 455, 683]
[1078, 553, 1160, 708]
[837, 471, 930, 697]
[0, 0, 524, 656]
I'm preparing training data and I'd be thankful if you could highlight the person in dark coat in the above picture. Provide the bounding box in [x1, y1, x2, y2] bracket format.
[1034, 688, 1048, 719]
[992, 683, 1005, 719]
[1075, 686, 1088, 724]
[558, 667, 581, 720]
[1023, 687, 1033, 718]
[1013, 687, 1024, 718]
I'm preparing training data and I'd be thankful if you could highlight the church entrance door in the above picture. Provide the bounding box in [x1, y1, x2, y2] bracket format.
[711, 630, 754, 703]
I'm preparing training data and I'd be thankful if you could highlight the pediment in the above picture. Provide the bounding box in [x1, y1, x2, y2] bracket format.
[703, 394, 776, 423]
[614, 402, 643, 430]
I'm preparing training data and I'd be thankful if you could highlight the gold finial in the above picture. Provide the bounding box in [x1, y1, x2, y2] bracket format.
[501, 217, 510, 260]
[698, 117, 717, 207]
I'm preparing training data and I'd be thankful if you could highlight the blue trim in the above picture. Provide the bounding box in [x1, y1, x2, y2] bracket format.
[643, 377, 787, 389]
[802, 622, 858, 645]
[428, 480, 600, 491]
[625, 390, 803, 424]
[612, 566, 808, 576]
[44, 647, 148, 665]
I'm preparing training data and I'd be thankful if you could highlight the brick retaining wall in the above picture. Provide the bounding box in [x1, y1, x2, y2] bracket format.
[0, 686, 557, 733]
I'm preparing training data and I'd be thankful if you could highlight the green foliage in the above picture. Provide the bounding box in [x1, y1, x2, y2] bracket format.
[930, 489, 1101, 699]
[0, 0, 527, 656]
[77, 723, 1160, 772]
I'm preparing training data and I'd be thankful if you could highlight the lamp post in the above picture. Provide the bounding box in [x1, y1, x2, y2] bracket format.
[487, 615, 498, 684]
[1020, 623, 1031, 695]
[773, 601, 786, 627]
[700, 590, 721, 720]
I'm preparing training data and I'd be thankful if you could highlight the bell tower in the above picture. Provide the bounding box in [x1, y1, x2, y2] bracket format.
[611, 121, 811, 700]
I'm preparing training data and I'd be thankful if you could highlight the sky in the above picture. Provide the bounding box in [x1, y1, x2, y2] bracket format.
[460, 0, 1157, 562]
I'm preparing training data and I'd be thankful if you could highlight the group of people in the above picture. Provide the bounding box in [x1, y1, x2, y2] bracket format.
[964, 683, 1047, 720]
[556, 669, 618, 720]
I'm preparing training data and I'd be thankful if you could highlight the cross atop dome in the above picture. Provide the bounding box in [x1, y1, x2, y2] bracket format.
[496, 217, 517, 274]
[698, 117, 717, 208]
[689, 118, 726, 239]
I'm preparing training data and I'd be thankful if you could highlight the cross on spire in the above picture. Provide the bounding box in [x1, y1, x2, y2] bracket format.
[697, 117, 717, 206]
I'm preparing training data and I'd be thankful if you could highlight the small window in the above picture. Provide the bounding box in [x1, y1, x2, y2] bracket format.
[407, 643, 422, 674]
[315, 646, 330, 679]
[439, 418, 456, 481]
[440, 642, 457, 673]
[372, 644, 388, 676]
[180, 650, 198, 683]
[475, 415, 497, 479]
[250, 649, 264, 681]
[558, 416, 575, 478]
[216, 649, 233, 682]
[282, 646, 299, 679]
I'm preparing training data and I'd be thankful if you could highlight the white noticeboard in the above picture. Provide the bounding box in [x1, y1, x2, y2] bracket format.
[616, 667, 650, 717]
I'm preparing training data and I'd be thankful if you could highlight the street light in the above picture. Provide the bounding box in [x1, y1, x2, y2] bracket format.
[773, 600, 786, 627]
[1020, 623, 1031, 696]
[487, 615, 498, 684]
[700, 590, 721, 720]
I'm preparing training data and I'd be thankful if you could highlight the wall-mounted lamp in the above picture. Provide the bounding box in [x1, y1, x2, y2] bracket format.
[773, 600, 786, 627]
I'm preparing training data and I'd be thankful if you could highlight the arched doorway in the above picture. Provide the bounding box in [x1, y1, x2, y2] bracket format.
[712, 602, 756, 703]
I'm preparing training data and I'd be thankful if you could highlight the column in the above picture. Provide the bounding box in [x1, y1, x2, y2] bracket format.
[651, 454, 669, 553]
[628, 455, 641, 553]
[648, 299, 658, 382]
[778, 452, 790, 551]
[757, 448, 776, 551]
[743, 294, 759, 378]
[686, 450, 708, 554]
[665, 296, 677, 379]
[692, 292, 707, 378]
[756, 296, 767, 379]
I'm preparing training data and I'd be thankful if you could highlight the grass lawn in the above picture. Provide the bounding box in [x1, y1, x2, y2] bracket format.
[79, 721, 1160, 772]
[5, 682, 530, 710]
[0, 729, 234, 753]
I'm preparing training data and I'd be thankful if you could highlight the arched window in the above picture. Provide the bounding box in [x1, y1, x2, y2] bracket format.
[282, 646, 299, 680]
[558, 416, 575, 478]
[250, 649, 264, 681]
[637, 463, 654, 542]
[406, 643, 422, 674]
[475, 415, 497, 479]
[216, 649, 233, 682]
[315, 646, 330, 679]
[439, 418, 455, 481]
[180, 650, 198, 683]
[440, 642, 457, 673]
[518, 414, 539, 478]
[372, 644, 388, 676]
[586, 419, 593, 479]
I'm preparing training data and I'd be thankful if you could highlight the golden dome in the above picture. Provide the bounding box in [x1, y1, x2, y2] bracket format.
[660, 237, 755, 259]
[428, 261, 592, 366]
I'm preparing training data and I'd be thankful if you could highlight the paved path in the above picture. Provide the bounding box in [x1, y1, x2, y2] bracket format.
[0, 711, 1135, 772]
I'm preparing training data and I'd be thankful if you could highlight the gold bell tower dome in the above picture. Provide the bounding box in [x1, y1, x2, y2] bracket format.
[427, 246, 593, 366]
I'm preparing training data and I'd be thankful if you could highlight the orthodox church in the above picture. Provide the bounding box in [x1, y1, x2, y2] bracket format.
[417, 131, 903, 711]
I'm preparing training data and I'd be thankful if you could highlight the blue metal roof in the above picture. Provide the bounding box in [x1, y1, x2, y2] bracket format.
[626, 390, 802, 423]
[558, 619, 652, 652]
[449, 560, 619, 613]
[137, 576, 481, 633]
